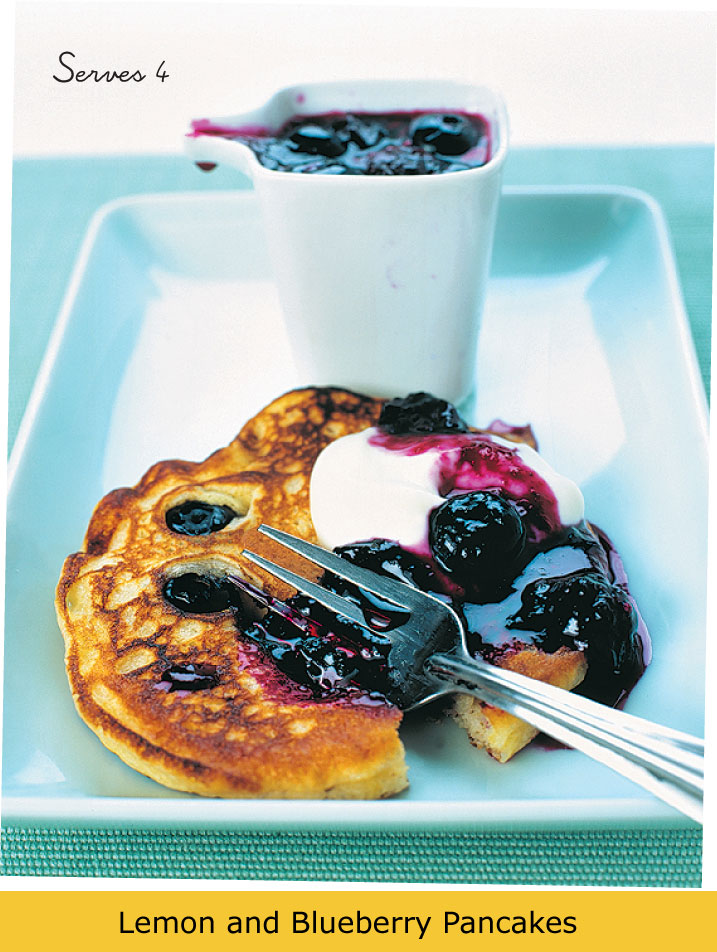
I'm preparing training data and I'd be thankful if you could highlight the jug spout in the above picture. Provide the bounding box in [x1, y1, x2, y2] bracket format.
[185, 120, 261, 178]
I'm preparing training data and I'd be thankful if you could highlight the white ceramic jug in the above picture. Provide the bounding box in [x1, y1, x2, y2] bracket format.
[186, 79, 508, 404]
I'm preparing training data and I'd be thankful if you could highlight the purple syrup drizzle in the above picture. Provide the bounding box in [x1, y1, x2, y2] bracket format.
[368, 429, 563, 545]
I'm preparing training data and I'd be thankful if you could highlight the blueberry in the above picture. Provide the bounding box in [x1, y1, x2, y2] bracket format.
[163, 573, 238, 614]
[410, 113, 481, 156]
[334, 114, 388, 150]
[347, 120, 386, 150]
[292, 635, 360, 691]
[429, 491, 526, 584]
[158, 663, 219, 692]
[378, 392, 470, 435]
[288, 123, 346, 157]
[506, 571, 643, 701]
[166, 501, 236, 536]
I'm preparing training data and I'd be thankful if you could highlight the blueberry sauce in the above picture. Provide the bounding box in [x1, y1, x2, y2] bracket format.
[228, 575, 406, 705]
[485, 419, 538, 450]
[189, 110, 491, 176]
[363, 395, 649, 706]
[224, 521, 646, 711]
[369, 428, 564, 548]
[156, 394, 649, 712]
[456, 527, 648, 706]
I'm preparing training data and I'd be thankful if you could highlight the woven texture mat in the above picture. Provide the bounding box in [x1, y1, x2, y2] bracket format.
[5, 147, 712, 883]
[0, 828, 703, 885]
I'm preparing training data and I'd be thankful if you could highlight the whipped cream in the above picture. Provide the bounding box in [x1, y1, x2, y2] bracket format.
[310, 427, 584, 553]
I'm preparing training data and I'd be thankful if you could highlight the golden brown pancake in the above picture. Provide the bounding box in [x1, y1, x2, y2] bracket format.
[56, 386, 586, 798]
[453, 647, 586, 763]
[56, 388, 407, 798]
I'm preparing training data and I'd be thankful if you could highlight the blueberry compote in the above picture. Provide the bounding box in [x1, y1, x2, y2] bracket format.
[228, 576, 410, 706]
[360, 394, 649, 708]
[160, 570, 402, 705]
[159, 394, 649, 711]
[379, 391, 470, 434]
[190, 110, 490, 175]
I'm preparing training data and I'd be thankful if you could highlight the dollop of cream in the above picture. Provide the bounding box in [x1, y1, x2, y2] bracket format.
[310, 428, 584, 552]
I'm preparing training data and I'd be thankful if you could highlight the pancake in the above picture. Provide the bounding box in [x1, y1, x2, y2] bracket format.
[56, 386, 597, 798]
[453, 647, 586, 763]
[56, 387, 407, 799]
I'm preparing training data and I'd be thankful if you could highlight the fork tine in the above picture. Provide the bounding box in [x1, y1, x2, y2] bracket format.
[256, 524, 419, 610]
[241, 549, 376, 633]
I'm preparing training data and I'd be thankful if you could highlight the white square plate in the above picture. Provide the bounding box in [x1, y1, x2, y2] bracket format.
[3, 187, 707, 830]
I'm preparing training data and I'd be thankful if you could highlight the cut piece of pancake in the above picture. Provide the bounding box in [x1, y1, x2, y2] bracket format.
[57, 387, 407, 799]
[452, 647, 586, 763]
[57, 386, 588, 798]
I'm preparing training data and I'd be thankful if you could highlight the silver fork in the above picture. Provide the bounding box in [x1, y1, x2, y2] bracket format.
[242, 525, 704, 823]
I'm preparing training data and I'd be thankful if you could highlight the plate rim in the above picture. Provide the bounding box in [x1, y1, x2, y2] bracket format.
[2, 793, 695, 831]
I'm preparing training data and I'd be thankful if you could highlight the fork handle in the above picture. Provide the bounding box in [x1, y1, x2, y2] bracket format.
[426, 652, 704, 824]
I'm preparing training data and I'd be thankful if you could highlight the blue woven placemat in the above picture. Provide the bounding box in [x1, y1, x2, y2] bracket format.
[4, 146, 712, 883]
[0, 828, 703, 885]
